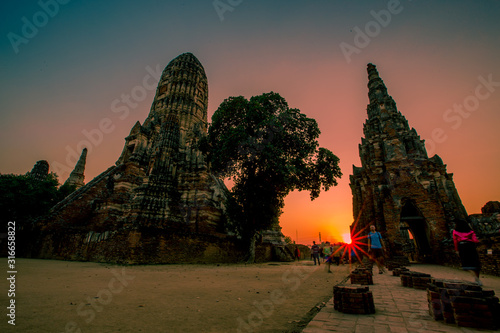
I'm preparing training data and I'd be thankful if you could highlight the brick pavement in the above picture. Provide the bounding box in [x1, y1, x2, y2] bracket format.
[303, 264, 500, 333]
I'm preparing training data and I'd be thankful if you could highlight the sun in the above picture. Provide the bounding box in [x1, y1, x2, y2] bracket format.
[341, 233, 352, 244]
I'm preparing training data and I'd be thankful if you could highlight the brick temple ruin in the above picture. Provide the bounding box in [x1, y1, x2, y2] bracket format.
[30, 53, 241, 264]
[349, 64, 469, 264]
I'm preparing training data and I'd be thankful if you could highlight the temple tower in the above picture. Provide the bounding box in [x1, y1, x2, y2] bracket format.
[63, 148, 87, 189]
[35, 53, 229, 263]
[349, 64, 468, 263]
[113, 53, 216, 230]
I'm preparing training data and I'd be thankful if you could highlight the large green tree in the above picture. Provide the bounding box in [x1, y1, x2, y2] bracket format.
[205, 92, 342, 261]
[0, 173, 71, 229]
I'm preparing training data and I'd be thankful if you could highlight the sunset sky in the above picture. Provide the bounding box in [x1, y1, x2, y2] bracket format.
[1, 1, 499, 245]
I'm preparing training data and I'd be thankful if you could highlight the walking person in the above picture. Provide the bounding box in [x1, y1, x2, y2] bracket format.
[311, 241, 320, 265]
[453, 218, 482, 286]
[367, 224, 386, 274]
[322, 242, 331, 263]
[294, 246, 301, 261]
[332, 243, 341, 266]
[325, 252, 334, 273]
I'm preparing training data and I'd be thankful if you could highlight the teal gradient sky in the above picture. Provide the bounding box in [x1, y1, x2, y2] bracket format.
[1, 0, 499, 244]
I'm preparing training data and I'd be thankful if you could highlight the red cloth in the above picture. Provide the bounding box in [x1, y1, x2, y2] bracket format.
[452, 230, 478, 251]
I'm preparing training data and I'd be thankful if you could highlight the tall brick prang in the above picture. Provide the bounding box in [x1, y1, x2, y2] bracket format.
[32, 53, 230, 263]
[349, 64, 468, 263]
[63, 148, 87, 189]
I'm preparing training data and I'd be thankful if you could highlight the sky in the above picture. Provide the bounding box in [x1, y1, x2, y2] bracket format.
[1, 0, 499, 245]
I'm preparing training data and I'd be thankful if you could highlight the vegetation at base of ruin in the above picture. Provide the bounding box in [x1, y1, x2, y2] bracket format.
[58, 182, 78, 198]
[0, 173, 74, 228]
[202, 92, 342, 262]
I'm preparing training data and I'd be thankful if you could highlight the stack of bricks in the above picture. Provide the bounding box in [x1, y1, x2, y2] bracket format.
[400, 272, 414, 288]
[400, 271, 432, 290]
[385, 256, 410, 271]
[333, 285, 375, 314]
[350, 266, 373, 285]
[427, 278, 500, 330]
[411, 273, 432, 290]
[392, 267, 410, 277]
[386, 262, 402, 271]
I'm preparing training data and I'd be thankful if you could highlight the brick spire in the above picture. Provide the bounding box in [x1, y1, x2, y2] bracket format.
[143, 52, 208, 131]
[365, 63, 399, 123]
[360, 64, 427, 163]
[367, 63, 390, 105]
[64, 148, 87, 188]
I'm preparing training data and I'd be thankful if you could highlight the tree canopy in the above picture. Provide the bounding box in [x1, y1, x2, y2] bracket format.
[0, 173, 73, 228]
[204, 92, 342, 246]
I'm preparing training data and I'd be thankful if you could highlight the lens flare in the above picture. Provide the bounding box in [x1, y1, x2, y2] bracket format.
[331, 220, 371, 267]
[342, 233, 352, 244]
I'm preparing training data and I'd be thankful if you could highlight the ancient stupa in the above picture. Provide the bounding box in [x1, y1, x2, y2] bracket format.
[349, 64, 468, 263]
[33, 53, 231, 263]
[63, 148, 87, 189]
[27, 160, 49, 181]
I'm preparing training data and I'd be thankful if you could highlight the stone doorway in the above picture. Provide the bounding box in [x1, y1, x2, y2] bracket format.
[399, 200, 432, 262]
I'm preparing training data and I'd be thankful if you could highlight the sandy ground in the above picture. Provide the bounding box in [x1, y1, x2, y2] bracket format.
[0, 258, 351, 333]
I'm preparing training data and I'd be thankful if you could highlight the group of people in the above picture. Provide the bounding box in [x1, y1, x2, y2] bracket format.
[309, 241, 343, 266]
[301, 218, 484, 286]
[306, 225, 386, 274]
[367, 221, 483, 285]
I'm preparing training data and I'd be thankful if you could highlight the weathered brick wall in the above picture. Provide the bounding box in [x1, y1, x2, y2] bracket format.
[20, 226, 279, 264]
[30, 230, 233, 264]
[351, 173, 457, 265]
[477, 236, 500, 276]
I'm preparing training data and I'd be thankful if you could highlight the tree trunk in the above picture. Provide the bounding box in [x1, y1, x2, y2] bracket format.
[245, 232, 257, 263]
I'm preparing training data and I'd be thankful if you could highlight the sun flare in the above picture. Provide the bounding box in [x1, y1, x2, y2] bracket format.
[341, 233, 352, 244]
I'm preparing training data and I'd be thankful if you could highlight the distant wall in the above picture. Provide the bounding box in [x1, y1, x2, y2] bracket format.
[26, 229, 240, 264]
[8, 226, 287, 264]
[285, 244, 310, 260]
[477, 235, 500, 276]
[471, 212, 500, 276]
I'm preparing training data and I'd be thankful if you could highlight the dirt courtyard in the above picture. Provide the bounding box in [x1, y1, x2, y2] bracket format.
[0, 258, 351, 333]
